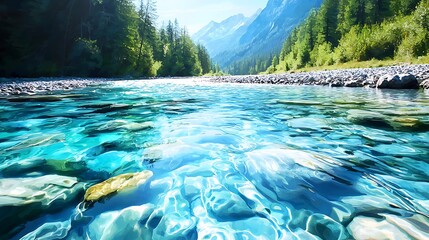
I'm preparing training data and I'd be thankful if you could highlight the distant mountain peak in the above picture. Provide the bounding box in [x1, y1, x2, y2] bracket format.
[193, 0, 323, 69]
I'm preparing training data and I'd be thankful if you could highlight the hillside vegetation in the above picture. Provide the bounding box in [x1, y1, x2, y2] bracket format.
[266, 0, 429, 73]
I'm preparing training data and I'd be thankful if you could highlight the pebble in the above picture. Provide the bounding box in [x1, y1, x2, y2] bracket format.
[0, 78, 103, 96]
[208, 64, 429, 89]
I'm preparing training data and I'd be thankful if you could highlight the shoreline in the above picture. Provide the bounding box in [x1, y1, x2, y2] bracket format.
[208, 64, 429, 89]
[1, 64, 429, 96]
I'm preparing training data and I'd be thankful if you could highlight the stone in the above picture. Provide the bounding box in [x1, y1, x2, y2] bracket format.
[348, 214, 429, 240]
[20, 220, 71, 240]
[345, 80, 363, 88]
[88, 204, 155, 240]
[330, 80, 344, 87]
[347, 110, 391, 130]
[92, 104, 134, 114]
[0, 159, 90, 178]
[376, 74, 419, 89]
[98, 120, 153, 132]
[421, 79, 429, 89]
[4, 133, 65, 152]
[205, 188, 255, 221]
[306, 213, 348, 240]
[6, 94, 84, 102]
[0, 175, 84, 238]
[276, 100, 323, 105]
[348, 216, 409, 240]
[84, 170, 153, 202]
[7, 95, 63, 102]
[389, 117, 429, 131]
[0, 175, 83, 207]
[152, 213, 197, 239]
[288, 117, 332, 131]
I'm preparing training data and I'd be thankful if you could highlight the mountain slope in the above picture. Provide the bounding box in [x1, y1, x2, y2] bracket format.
[238, 0, 323, 54]
[192, 12, 259, 58]
[193, 0, 323, 74]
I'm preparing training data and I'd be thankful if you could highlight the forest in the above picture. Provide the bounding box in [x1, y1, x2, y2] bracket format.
[0, 0, 213, 78]
[265, 0, 429, 72]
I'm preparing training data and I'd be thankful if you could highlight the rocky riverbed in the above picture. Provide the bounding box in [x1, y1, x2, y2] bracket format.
[0, 78, 104, 96]
[1, 65, 429, 96]
[209, 64, 429, 89]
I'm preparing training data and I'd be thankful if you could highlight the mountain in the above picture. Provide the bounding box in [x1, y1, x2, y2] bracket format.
[192, 11, 260, 58]
[193, 0, 323, 72]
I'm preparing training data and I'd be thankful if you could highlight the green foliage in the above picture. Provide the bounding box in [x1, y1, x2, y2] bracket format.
[268, 0, 429, 72]
[158, 22, 207, 77]
[68, 38, 102, 76]
[225, 56, 272, 75]
[310, 42, 334, 66]
[197, 45, 211, 75]
[0, 0, 211, 78]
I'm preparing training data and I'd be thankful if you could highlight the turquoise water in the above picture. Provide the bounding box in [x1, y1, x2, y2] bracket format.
[1, 79, 429, 239]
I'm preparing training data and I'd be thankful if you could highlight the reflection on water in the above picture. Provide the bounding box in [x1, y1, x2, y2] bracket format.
[1, 79, 429, 239]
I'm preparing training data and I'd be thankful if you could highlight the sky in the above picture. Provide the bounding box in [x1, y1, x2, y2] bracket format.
[153, 0, 268, 35]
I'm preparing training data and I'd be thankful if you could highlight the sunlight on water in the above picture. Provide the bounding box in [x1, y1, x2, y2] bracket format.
[1, 79, 429, 239]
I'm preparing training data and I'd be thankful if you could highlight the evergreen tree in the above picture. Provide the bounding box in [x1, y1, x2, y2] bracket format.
[0, 0, 212, 78]
[267, 0, 429, 72]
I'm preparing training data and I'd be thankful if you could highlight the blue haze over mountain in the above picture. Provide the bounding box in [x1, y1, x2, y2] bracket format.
[192, 0, 323, 67]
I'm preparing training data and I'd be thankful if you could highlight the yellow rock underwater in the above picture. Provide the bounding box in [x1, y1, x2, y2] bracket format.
[84, 170, 153, 202]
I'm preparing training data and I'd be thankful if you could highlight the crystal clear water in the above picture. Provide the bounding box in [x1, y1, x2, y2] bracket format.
[1, 79, 429, 240]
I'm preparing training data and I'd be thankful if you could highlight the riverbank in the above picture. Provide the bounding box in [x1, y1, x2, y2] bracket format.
[0, 79, 105, 96]
[1, 65, 429, 96]
[209, 64, 429, 89]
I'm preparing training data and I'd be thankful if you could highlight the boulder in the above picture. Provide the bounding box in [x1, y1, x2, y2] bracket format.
[348, 214, 429, 240]
[205, 188, 255, 221]
[87, 204, 155, 240]
[345, 80, 363, 88]
[421, 79, 429, 89]
[0, 159, 90, 178]
[330, 80, 344, 87]
[85, 120, 153, 134]
[306, 214, 349, 240]
[84, 170, 153, 202]
[347, 110, 391, 130]
[376, 74, 419, 89]
[389, 117, 429, 131]
[0, 175, 84, 238]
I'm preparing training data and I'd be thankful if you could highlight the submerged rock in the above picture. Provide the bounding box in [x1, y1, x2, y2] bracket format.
[85, 120, 153, 134]
[348, 214, 429, 240]
[152, 212, 197, 239]
[6, 94, 85, 102]
[276, 100, 322, 106]
[306, 213, 349, 240]
[88, 204, 155, 239]
[92, 104, 133, 114]
[347, 110, 391, 130]
[376, 74, 419, 89]
[0, 175, 84, 238]
[288, 117, 332, 131]
[7, 95, 63, 102]
[1, 159, 88, 178]
[84, 170, 153, 202]
[205, 188, 255, 221]
[0, 175, 83, 207]
[389, 117, 429, 131]
[347, 110, 429, 131]
[20, 220, 72, 240]
[4, 133, 65, 152]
